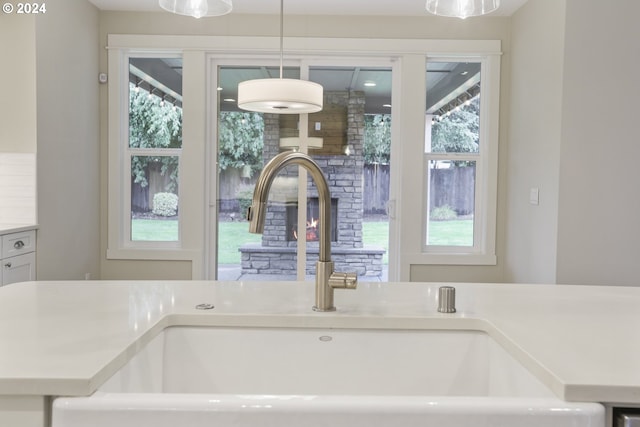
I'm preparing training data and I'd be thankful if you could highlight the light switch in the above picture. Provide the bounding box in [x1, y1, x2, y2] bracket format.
[529, 188, 539, 205]
[315, 122, 321, 131]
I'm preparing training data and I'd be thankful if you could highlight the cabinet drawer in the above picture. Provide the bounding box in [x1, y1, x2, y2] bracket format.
[1, 230, 36, 258]
[2, 252, 36, 286]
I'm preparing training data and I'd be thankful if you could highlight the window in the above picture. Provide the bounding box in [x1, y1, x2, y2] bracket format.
[422, 57, 499, 264]
[105, 35, 499, 277]
[109, 54, 184, 254]
[212, 62, 393, 281]
[127, 57, 183, 245]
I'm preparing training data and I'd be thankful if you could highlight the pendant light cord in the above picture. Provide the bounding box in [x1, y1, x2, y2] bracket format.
[279, 0, 284, 79]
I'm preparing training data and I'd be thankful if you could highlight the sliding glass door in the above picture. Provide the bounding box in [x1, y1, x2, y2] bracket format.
[210, 59, 394, 282]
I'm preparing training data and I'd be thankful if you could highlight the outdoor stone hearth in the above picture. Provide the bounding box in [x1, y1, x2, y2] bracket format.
[240, 91, 385, 277]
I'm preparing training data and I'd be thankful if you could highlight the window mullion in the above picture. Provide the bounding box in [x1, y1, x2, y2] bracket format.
[424, 153, 479, 161]
[129, 148, 182, 156]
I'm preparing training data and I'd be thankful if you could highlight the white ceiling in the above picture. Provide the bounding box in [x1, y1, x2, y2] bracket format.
[87, 0, 529, 17]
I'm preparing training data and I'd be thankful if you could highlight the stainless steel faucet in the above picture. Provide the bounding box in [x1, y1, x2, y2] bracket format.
[247, 151, 357, 311]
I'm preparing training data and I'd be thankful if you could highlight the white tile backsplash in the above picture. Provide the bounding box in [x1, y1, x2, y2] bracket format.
[0, 153, 36, 224]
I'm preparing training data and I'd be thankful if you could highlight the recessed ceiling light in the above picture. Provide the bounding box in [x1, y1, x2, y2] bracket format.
[223, 98, 236, 102]
[383, 104, 392, 108]
[217, 87, 223, 91]
[364, 81, 377, 87]
[460, 71, 469, 76]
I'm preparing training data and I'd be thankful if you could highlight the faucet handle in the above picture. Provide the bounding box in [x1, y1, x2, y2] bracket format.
[329, 272, 358, 290]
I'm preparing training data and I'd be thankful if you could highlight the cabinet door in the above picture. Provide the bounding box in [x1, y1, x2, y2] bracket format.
[2, 252, 36, 286]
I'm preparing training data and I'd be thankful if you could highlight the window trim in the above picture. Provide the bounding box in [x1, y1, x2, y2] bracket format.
[418, 54, 500, 266]
[107, 49, 184, 259]
[106, 35, 501, 276]
[394, 51, 501, 280]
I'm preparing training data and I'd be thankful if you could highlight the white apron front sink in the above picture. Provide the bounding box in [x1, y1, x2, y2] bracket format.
[52, 326, 605, 427]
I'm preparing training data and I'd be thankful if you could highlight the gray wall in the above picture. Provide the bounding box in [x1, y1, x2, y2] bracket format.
[505, 0, 566, 283]
[35, 0, 100, 280]
[556, 0, 640, 286]
[0, 14, 36, 153]
[507, 0, 640, 287]
[21, 0, 640, 285]
[98, 11, 513, 281]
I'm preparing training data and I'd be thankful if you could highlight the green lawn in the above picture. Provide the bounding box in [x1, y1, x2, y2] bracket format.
[217, 221, 262, 264]
[132, 218, 472, 265]
[131, 219, 179, 242]
[362, 221, 389, 264]
[428, 219, 474, 246]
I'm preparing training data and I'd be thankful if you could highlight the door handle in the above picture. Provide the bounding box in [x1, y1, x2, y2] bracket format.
[386, 199, 396, 219]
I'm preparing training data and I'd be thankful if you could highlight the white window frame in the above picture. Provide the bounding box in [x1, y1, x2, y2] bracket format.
[207, 56, 397, 281]
[105, 35, 500, 278]
[422, 56, 497, 261]
[107, 49, 186, 258]
[400, 53, 500, 271]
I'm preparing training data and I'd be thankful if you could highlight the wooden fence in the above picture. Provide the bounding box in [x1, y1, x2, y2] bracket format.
[131, 162, 178, 212]
[363, 164, 390, 214]
[133, 163, 475, 216]
[363, 163, 475, 215]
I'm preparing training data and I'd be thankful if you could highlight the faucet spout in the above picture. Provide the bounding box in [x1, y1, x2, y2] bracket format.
[247, 151, 357, 311]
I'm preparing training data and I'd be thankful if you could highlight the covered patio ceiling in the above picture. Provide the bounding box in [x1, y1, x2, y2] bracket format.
[131, 59, 481, 116]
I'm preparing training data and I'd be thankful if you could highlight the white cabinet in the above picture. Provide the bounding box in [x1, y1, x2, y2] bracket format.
[0, 229, 36, 286]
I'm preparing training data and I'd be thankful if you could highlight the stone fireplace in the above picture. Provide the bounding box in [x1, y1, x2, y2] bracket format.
[286, 198, 338, 243]
[239, 91, 385, 277]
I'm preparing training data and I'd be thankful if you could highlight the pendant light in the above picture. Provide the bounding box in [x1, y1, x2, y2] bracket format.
[425, 0, 500, 19]
[237, 0, 323, 114]
[159, 0, 232, 18]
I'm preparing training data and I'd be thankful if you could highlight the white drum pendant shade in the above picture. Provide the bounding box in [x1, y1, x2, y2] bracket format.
[238, 78, 323, 114]
[425, 0, 500, 19]
[159, 0, 232, 18]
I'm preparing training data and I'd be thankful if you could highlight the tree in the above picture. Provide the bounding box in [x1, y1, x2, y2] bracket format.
[218, 111, 264, 176]
[129, 85, 182, 192]
[431, 97, 479, 155]
[129, 89, 182, 150]
[364, 114, 391, 164]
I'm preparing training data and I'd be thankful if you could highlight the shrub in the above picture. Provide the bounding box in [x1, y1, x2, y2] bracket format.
[152, 192, 178, 217]
[430, 205, 457, 221]
[236, 184, 255, 217]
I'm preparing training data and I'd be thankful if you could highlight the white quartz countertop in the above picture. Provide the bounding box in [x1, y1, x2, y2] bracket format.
[0, 224, 37, 234]
[0, 280, 638, 404]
